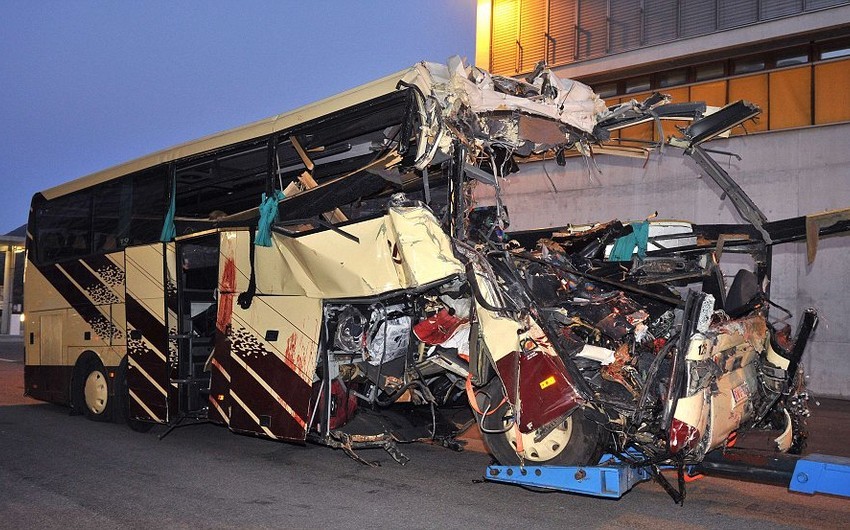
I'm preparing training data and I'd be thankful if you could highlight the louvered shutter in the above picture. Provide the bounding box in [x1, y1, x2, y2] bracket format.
[680, 0, 717, 38]
[760, 0, 803, 19]
[547, 1, 577, 66]
[718, 0, 758, 29]
[805, 0, 848, 10]
[644, 0, 678, 45]
[577, 0, 608, 59]
[519, 0, 548, 73]
[491, 0, 520, 74]
[609, 0, 642, 53]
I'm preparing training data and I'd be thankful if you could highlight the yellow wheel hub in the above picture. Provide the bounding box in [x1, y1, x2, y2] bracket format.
[84, 370, 108, 415]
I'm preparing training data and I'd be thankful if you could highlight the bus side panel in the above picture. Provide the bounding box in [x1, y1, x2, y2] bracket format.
[24, 309, 72, 404]
[227, 296, 321, 441]
[24, 254, 126, 404]
[125, 243, 172, 424]
[211, 232, 322, 441]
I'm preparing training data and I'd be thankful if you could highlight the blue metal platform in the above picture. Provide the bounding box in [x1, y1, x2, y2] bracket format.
[485, 455, 651, 499]
[789, 453, 850, 498]
[486, 452, 850, 500]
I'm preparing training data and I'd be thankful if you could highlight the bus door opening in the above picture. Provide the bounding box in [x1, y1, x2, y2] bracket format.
[173, 234, 219, 417]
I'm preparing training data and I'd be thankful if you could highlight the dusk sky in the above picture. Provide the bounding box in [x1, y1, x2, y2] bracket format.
[0, 1, 476, 233]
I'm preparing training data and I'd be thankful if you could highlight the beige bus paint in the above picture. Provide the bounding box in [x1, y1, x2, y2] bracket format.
[24, 263, 124, 369]
[229, 295, 322, 385]
[125, 245, 168, 322]
[469, 266, 522, 364]
[273, 220, 404, 298]
[774, 409, 794, 452]
[27, 311, 62, 365]
[674, 315, 768, 453]
[672, 391, 710, 447]
[386, 206, 465, 287]
[764, 338, 791, 370]
[66, 346, 124, 369]
[222, 206, 463, 300]
[22, 264, 72, 313]
[125, 244, 171, 370]
[707, 363, 758, 449]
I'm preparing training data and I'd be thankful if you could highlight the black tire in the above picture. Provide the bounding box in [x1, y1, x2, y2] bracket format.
[71, 355, 113, 422]
[113, 356, 155, 433]
[477, 379, 602, 466]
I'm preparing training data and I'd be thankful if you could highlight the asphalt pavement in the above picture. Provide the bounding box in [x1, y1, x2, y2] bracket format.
[1, 337, 849, 529]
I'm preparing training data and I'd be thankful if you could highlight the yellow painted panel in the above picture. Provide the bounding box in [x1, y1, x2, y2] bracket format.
[728, 74, 768, 133]
[769, 67, 812, 129]
[273, 216, 405, 298]
[388, 207, 465, 288]
[125, 244, 167, 324]
[690, 80, 727, 108]
[39, 312, 63, 365]
[815, 59, 850, 124]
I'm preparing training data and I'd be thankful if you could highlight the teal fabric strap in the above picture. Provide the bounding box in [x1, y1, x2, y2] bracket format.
[159, 174, 176, 242]
[255, 189, 285, 247]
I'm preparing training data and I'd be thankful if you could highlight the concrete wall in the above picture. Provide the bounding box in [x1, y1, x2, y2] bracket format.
[475, 123, 850, 398]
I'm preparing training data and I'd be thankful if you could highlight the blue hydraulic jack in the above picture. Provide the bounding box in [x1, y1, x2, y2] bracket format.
[485, 451, 850, 501]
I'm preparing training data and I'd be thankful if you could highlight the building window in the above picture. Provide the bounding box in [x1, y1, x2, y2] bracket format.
[733, 57, 766, 74]
[775, 52, 809, 68]
[594, 82, 618, 98]
[694, 62, 725, 81]
[820, 42, 850, 60]
[625, 76, 651, 94]
[657, 69, 688, 88]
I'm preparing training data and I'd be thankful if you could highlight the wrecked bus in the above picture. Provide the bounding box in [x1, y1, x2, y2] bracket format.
[24, 58, 842, 496]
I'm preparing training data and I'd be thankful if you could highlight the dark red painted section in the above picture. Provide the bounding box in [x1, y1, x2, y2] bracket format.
[24, 365, 75, 405]
[229, 351, 311, 441]
[207, 257, 236, 425]
[495, 350, 580, 434]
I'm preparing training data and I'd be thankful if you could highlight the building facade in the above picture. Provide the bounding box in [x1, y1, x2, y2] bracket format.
[476, 0, 850, 397]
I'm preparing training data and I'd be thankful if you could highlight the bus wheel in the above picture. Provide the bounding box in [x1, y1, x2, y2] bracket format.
[477, 380, 602, 466]
[113, 356, 154, 432]
[72, 355, 113, 422]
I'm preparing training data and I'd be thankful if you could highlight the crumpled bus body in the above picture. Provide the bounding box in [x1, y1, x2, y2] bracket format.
[25, 58, 843, 491]
[200, 58, 832, 471]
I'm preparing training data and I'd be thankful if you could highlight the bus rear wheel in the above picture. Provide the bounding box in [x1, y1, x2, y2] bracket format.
[72, 355, 113, 422]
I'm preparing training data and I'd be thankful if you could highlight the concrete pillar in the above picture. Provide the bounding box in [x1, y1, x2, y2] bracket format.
[1, 247, 14, 335]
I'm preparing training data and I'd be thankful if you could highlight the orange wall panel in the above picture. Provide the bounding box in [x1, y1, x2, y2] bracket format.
[769, 67, 812, 129]
[689, 80, 727, 108]
[728, 74, 768, 133]
[814, 59, 850, 125]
